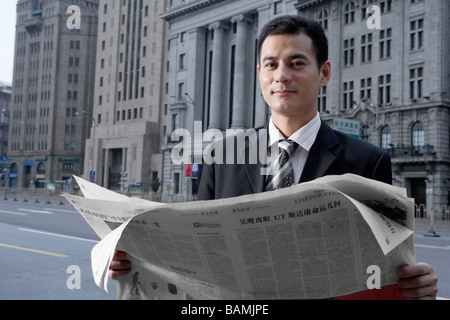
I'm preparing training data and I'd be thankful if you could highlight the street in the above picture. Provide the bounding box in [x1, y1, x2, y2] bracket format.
[0, 197, 116, 300]
[0, 196, 449, 300]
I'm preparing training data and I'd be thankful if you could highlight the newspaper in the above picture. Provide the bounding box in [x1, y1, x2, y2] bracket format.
[64, 173, 415, 300]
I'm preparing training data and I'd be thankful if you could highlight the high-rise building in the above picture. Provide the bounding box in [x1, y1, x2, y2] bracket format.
[8, 0, 99, 189]
[86, 0, 168, 192]
[160, 0, 450, 209]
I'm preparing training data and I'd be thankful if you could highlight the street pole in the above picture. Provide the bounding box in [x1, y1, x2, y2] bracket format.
[75, 111, 97, 183]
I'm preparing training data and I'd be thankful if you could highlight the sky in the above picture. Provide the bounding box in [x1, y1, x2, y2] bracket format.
[0, 0, 17, 84]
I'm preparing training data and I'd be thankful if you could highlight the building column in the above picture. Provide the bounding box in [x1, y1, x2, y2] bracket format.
[102, 148, 109, 188]
[231, 14, 252, 129]
[208, 22, 228, 130]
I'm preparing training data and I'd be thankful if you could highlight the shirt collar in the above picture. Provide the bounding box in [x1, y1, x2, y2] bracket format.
[268, 112, 321, 152]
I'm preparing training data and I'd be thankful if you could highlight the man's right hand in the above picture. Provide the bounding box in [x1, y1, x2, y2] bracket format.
[109, 250, 131, 280]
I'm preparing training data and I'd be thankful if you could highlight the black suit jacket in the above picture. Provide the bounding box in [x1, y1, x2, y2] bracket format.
[197, 121, 392, 200]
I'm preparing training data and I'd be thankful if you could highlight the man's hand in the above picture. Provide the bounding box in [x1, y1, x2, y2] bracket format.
[109, 250, 131, 280]
[396, 262, 438, 300]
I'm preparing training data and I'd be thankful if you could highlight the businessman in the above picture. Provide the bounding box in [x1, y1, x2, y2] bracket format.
[110, 15, 438, 300]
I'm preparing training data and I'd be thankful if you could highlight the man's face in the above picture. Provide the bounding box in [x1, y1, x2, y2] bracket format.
[258, 33, 330, 122]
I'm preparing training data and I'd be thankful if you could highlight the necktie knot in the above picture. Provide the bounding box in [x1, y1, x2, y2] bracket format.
[265, 139, 299, 191]
[279, 139, 299, 156]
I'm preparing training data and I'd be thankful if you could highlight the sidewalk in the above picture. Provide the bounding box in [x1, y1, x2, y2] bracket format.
[0, 187, 74, 205]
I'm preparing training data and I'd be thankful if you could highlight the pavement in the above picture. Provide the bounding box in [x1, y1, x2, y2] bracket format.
[0, 187, 73, 206]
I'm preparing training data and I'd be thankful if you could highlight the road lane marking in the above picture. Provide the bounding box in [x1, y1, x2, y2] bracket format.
[0, 210, 27, 216]
[415, 244, 450, 251]
[17, 208, 54, 214]
[19, 227, 99, 243]
[0, 243, 69, 258]
[44, 208, 77, 213]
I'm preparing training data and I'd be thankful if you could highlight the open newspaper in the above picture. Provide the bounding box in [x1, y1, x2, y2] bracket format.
[64, 174, 415, 300]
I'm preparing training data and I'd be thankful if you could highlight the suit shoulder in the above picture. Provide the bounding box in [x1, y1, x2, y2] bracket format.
[332, 129, 387, 155]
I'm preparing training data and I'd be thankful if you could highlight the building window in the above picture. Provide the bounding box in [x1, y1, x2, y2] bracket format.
[62, 163, 74, 171]
[172, 113, 179, 132]
[360, 78, 372, 101]
[179, 54, 186, 70]
[409, 67, 423, 101]
[380, 125, 391, 150]
[412, 122, 424, 147]
[318, 9, 328, 30]
[274, 1, 283, 15]
[380, 0, 392, 13]
[344, 38, 355, 67]
[410, 18, 424, 51]
[344, 1, 356, 24]
[378, 74, 391, 105]
[343, 81, 354, 110]
[361, 33, 373, 63]
[361, 0, 376, 20]
[318, 87, 327, 113]
[178, 82, 185, 100]
[180, 32, 186, 43]
[379, 28, 392, 59]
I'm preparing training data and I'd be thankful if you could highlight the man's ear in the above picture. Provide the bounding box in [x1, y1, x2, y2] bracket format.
[320, 60, 331, 86]
[257, 64, 260, 73]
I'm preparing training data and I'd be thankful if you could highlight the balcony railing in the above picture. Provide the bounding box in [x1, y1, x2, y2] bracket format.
[388, 144, 436, 158]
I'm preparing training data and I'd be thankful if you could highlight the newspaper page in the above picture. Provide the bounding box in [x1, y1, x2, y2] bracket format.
[65, 174, 415, 300]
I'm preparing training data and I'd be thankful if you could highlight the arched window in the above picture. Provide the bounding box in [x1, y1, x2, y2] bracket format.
[37, 162, 45, 175]
[412, 122, 424, 147]
[344, 1, 356, 24]
[318, 9, 328, 30]
[380, 125, 391, 149]
[36, 162, 46, 188]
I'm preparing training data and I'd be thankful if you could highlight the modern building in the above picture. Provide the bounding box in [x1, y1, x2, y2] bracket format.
[8, 0, 99, 189]
[160, 0, 450, 209]
[85, 0, 169, 192]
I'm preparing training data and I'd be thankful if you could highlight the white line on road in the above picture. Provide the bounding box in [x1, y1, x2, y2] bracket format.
[44, 208, 77, 213]
[0, 210, 27, 216]
[17, 208, 54, 214]
[18, 227, 99, 243]
[415, 244, 450, 251]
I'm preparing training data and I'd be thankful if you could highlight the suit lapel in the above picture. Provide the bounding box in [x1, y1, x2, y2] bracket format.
[236, 122, 340, 190]
[239, 128, 268, 194]
[299, 122, 339, 183]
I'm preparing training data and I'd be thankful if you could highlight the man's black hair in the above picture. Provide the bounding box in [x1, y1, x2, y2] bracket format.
[257, 15, 329, 70]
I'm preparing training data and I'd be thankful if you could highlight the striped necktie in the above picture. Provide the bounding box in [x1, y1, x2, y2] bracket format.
[265, 139, 299, 191]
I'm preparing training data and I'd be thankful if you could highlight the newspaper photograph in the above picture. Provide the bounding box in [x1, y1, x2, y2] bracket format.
[64, 173, 415, 300]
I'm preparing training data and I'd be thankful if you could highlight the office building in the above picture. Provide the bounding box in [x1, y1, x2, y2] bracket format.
[86, 0, 169, 192]
[8, 0, 99, 188]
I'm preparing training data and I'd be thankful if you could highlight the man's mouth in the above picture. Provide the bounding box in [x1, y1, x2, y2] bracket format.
[273, 89, 296, 97]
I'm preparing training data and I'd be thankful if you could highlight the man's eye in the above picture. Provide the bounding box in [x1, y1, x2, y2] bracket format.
[265, 62, 276, 68]
[292, 61, 305, 67]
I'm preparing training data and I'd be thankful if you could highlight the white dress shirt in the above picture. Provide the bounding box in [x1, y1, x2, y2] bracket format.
[268, 112, 322, 184]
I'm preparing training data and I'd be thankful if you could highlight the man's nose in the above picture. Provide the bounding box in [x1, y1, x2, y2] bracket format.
[274, 64, 291, 83]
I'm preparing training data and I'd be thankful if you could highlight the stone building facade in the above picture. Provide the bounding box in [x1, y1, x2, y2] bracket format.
[85, 0, 169, 192]
[8, 0, 99, 189]
[160, 0, 450, 209]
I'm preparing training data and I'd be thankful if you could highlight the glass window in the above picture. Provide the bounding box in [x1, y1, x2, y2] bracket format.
[381, 126, 391, 149]
[412, 122, 424, 147]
